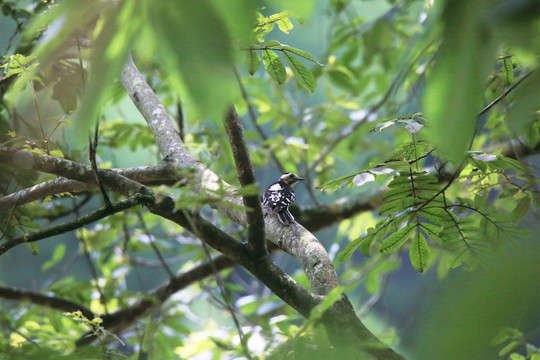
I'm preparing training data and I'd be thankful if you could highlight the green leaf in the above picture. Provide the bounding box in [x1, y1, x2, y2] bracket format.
[245, 50, 261, 75]
[380, 223, 415, 253]
[48, 309, 64, 332]
[511, 196, 531, 221]
[502, 57, 514, 86]
[499, 341, 522, 357]
[42, 244, 66, 271]
[282, 45, 323, 65]
[282, 52, 316, 93]
[420, 207, 455, 226]
[276, 15, 293, 34]
[359, 235, 376, 256]
[420, 222, 443, 242]
[262, 49, 286, 84]
[410, 230, 430, 272]
[507, 71, 540, 135]
[316, 172, 358, 191]
[309, 286, 345, 322]
[379, 198, 414, 216]
[491, 327, 523, 345]
[383, 187, 413, 202]
[388, 175, 413, 188]
[264, 40, 282, 47]
[448, 247, 470, 269]
[339, 235, 369, 261]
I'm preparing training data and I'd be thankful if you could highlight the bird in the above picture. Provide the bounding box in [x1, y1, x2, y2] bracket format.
[262, 172, 305, 226]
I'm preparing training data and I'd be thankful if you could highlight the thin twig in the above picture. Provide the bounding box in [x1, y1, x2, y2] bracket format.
[136, 212, 174, 278]
[200, 240, 252, 360]
[89, 121, 112, 208]
[477, 70, 533, 117]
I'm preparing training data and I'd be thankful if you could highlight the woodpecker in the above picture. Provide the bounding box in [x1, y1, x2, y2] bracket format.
[263, 172, 305, 226]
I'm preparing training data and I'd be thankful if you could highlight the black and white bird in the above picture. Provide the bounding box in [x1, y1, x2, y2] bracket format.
[263, 172, 305, 226]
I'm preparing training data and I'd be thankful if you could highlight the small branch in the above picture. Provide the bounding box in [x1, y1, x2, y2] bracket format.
[224, 107, 267, 257]
[176, 101, 185, 142]
[89, 121, 112, 208]
[72, 195, 108, 314]
[0, 286, 94, 320]
[477, 70, 533, 117]
[0, 193, 154, 256]
[136, 212, 175, 278]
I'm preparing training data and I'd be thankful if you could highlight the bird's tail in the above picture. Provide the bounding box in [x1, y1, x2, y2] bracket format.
[277, 209, 294, 226]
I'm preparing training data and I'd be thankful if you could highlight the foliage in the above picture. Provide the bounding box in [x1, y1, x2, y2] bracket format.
[1, 0, 539, 359]
[323, 111, 537, 272]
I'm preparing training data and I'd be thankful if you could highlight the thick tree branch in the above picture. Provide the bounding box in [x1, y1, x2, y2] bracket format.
[0, 194, 154, 255]
[0, 147, 174, 211]
[224, 107, 266, 257]
[0, 163, 177, 213]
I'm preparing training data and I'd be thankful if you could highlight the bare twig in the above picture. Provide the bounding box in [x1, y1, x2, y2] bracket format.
[89, 121, 112, 208]
[136, 212, 174, 278]
[477, 70, 533, 117]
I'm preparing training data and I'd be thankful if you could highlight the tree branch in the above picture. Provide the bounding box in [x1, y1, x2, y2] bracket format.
[0, 163, 177, 213]
[0, 285, 94, 320]
[224, 106, 266, 257]
[0, 146, 174, 210]
[0, 193, 155, 256]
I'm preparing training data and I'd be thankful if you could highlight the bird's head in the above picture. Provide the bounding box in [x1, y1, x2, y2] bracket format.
[279, 172, 305, 186]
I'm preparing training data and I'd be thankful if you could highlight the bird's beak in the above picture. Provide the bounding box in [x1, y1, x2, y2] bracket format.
[297, 176, 306, 181]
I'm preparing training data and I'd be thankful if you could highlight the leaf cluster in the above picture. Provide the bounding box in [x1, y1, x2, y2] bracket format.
[327, 113, 537, 272]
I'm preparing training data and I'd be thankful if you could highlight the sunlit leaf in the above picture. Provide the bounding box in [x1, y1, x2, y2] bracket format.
[282, 52, 316, 93]
[262, 49, 286, 84]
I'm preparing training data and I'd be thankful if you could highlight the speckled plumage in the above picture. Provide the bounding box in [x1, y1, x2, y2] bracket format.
[263, 173, 304, 226]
